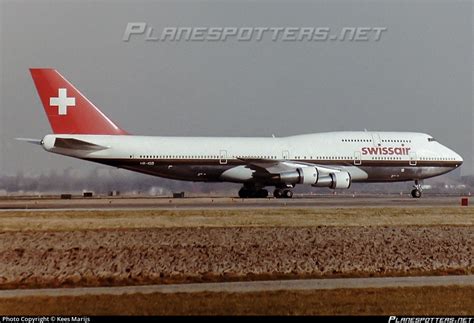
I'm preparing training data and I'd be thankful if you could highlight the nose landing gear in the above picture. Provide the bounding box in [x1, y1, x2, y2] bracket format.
[411, 180, 423, 198]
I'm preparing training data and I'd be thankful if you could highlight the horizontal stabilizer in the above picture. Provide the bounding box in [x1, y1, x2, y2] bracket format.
[15, 138, 43, 145]
[53, 138, 107, 151]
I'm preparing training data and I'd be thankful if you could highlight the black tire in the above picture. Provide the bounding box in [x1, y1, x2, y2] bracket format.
[411, 189, 421, 198]
[273, 189, 282, 198]
[283, 190, 293, 198]
[258, 189, 268, 198]
[238, 188, 248, 198]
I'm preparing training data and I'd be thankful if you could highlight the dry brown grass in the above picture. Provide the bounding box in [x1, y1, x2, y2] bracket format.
[1, 286, 472, 315]
[1, 207, 473, 231]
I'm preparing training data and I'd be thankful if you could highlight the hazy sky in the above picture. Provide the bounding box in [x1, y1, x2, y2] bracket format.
[0, 0, 472, 176]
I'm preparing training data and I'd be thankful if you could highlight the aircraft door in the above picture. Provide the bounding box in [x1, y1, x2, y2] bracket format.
[371, 133, 381, 146]
[354, 151, 362, 166]
[409, 152, 417, 166]
[219, 150, 227, 165]
[282, 150, 289, 160]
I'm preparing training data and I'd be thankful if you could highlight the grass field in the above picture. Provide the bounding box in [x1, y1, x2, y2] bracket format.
[1, 207, 474, 231]
[1, 286, 473, 315]
[1, 206, 472, 315]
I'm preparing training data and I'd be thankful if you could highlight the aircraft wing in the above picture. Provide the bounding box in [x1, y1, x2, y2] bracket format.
[234, 158, 354, 189]
[237, 158, 344, 175]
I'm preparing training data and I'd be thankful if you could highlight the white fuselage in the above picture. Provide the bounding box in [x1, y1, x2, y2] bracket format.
[41, 131, 463, 186]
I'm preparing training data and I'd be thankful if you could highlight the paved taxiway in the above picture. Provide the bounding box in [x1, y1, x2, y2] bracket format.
[0, 195, 470, 211]
[0, 275, 472, 298]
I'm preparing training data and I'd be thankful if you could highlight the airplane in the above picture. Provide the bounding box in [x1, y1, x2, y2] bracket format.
[21, 68, 463, 199]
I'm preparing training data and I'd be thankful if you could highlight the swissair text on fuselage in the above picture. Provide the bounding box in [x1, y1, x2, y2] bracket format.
[361, 147, 411, 155]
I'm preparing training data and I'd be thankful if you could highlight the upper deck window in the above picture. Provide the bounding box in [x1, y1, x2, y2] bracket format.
[428, 137, 436, 142]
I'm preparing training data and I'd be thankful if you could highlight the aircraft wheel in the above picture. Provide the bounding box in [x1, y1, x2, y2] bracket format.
[283, 189, 293, 199]
[273, 189, 283, 198]
[257, 189, 268, 198]
[238, 188, 249, 198]
[411, 189, 422, 198]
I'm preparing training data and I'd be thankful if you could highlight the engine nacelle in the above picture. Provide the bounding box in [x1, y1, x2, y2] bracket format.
[276, 168, 351, 189]
[278, 167, 319, 185]
[297, 167, 319, 185]
[312, 171, 352, 189]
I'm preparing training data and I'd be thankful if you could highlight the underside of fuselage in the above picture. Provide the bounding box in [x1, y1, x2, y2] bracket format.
[83, 157, 457, 185]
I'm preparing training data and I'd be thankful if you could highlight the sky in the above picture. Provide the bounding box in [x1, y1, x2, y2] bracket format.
[0, 0, 472, 177]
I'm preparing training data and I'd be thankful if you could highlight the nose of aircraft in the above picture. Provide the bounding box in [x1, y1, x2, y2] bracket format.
[449, 147, 463, 165]
[455, 151, 463, 165]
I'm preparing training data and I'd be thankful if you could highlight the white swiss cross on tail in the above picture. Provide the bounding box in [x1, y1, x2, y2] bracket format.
[30, 68, 127, 134]
[49, 88, 76, 115]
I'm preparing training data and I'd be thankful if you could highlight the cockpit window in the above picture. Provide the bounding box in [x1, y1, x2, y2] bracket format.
[428, 137, 436, 142]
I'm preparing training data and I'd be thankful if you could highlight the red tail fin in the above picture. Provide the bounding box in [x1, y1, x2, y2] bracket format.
[30, 68, 128, 135]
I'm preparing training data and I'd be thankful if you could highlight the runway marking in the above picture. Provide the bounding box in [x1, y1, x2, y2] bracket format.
[0, 275, 472, 298]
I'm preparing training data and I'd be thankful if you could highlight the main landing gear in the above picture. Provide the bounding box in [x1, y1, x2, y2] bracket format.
[411, 179, 422, 198]
[238, 185, 294, 199]
[273, 188, 293, 199]
[238, 186, 268, 198]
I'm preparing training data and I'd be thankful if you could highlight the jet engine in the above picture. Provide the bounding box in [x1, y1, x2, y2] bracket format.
[278, 167, 319, 185]
[312, 171, 351, 189]
[275, 167, 351, 189]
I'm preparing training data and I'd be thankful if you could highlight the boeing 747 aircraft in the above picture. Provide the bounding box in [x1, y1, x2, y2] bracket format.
[22, 69, 463, 198]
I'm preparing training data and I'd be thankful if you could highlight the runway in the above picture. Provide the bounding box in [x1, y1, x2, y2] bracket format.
[0, 195, 470, 211]
[1, 275, 473, 298]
